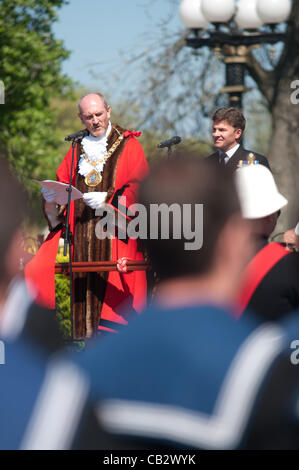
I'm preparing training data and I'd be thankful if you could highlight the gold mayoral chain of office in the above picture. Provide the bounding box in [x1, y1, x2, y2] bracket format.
[81, 132, 125, 187]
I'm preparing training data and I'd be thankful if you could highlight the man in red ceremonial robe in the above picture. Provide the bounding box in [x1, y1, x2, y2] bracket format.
[25, 93, 149, 338]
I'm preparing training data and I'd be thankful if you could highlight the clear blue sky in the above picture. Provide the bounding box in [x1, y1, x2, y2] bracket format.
[53, 0, 182, 96]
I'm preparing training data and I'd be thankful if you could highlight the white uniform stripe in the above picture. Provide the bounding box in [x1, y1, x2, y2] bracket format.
[211, 324, 284, 447]
[20, 360, 89, 450]
[98, 324, 285, 449]
[0, 279, 33, 340]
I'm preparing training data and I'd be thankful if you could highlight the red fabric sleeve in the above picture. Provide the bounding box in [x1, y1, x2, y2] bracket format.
[24, 229, 62, 308]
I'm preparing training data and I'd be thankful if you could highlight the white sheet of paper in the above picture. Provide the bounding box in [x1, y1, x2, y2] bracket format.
[34, 180, 83, 205]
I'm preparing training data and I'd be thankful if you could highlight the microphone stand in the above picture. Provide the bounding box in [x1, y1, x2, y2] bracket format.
[63, 138, 77, 341]
[167, 145, 173, 158]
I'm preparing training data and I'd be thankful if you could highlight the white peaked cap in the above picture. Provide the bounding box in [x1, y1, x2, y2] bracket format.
[235, 164, 288, 219]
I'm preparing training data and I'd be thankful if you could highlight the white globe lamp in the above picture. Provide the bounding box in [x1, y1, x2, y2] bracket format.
[201, 0, 235, 23]
[179, 0, 209, 29]
[257, 0, 292, 24]
[235, 0, 264, 30]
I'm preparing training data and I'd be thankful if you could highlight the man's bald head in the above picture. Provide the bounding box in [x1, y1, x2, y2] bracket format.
[78, 93, 109, 114]
[78, 93, 111, 137]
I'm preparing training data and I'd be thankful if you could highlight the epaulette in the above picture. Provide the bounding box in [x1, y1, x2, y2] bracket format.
[237, 152, 259, 168]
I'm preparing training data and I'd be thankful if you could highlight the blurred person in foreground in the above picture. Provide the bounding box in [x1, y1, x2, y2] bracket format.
[235, 164, 299, 321]
[21, 156, 299, 450]
[0, 157, 63, 450]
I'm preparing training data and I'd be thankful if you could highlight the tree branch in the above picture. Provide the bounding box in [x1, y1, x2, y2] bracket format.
[246, 50, 276, 107]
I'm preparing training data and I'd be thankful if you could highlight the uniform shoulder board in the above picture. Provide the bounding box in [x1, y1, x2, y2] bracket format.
[237, 153, 259, 168]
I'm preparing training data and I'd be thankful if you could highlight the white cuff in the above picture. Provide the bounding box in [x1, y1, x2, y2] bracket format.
[83, 192, 107, 210]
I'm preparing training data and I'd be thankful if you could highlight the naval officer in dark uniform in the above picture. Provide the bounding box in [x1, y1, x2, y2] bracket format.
[206, 107, 270, 171]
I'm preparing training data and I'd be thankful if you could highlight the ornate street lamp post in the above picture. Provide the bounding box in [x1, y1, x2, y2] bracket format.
[179, 0, 292, 108]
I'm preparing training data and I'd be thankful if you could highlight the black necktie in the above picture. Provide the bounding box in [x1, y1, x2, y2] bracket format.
[219, 153, 227, 165]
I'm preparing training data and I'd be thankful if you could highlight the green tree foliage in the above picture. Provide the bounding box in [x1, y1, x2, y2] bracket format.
[0, 0, 73, 221]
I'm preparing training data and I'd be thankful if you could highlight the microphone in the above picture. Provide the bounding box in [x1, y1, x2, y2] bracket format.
[65, 129, 88, 142]
[157, 136, 182, 149]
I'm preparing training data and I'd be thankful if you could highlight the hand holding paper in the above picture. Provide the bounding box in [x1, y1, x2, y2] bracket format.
[35, 180, 83, 205]
[41, 187, 58, 203]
